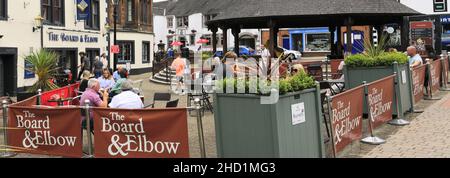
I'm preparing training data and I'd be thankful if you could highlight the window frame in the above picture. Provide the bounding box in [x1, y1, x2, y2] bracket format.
[117, 40, 135, 64]
[126, 0, 134, 23]
[142, 41, 150, 63]
[0, 0, 7, 20]
[85, 0, 100, 30]
[167, 16, 173, 28]
[140, 0, 150, 25]
[41, 0, 65, 26]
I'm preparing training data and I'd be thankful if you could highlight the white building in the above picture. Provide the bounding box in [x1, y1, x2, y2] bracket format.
[400, 0, 450, 14]
[153, 0, 260, 53]
[0, 0, 154, 96]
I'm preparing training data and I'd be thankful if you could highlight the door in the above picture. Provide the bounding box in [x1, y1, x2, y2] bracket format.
[283, 36, 290, 50]
[291, 33, 303, 52]
[86, 49, 100, 71]
[0, 57, 4, 96]
[344, 30, 365, 54]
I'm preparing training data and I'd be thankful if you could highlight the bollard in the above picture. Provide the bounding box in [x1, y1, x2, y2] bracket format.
[325, 94, 337, 158]
[389, 73, 410, 126]
[37, 89, 42, 106]
[83, 100, 94, 158]
[194, 98, 206, 158]
[361, 81, 386, 145]
[1, 100, 16, 157]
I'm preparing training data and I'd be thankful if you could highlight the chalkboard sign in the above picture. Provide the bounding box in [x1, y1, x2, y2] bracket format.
[24, 60, 35, 79]
[410, 21, 434, 54]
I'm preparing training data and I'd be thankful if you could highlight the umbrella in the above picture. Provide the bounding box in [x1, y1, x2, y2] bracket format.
[171, 41, 184, 46]
[196, 39, 209, 44]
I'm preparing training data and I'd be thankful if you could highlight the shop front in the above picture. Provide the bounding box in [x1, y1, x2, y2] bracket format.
[289, 27, 333, 57]
[43, 27, 107, 82]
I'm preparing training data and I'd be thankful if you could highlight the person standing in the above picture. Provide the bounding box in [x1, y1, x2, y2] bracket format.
[171, 53, 186, 94]
[78, 52, 90, 80]
[100, 53, 108, 69]
[93, 56, 104, 78]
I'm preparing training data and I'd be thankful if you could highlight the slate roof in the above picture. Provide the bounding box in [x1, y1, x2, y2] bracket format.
[206, 0, 421, 28]
[153, 0, 233, 17]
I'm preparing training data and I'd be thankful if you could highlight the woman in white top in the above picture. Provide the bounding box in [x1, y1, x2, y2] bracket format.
[98, 68, 115, 91]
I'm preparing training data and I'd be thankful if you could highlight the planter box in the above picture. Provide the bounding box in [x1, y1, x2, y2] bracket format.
[343, 63, 413, 116]
[213, 87, 325, 158]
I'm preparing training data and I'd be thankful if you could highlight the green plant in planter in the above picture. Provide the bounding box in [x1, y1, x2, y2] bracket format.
[345, 35, 408, 68]
[215, 70, 316, 95]
[24, 49, 60, 92]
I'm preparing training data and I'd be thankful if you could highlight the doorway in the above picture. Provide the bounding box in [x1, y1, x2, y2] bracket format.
[86, 48, 100, 71]
[0, 48, 18, 96]
[47, 48, 78, 83]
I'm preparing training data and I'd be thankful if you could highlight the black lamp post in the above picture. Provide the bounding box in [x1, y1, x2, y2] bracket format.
[104, 24, 111, 69]
[112, 0, 119, 71]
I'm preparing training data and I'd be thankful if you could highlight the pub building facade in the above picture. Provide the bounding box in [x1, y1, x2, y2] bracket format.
[0, 0, 154, 96]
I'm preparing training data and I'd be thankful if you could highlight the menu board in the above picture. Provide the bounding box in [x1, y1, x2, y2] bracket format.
[410, 21, 434, 54]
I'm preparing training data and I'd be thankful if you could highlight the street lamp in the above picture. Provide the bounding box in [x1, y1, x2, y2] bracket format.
[33, 15, 44, 48]
[112, 0, 119, 71]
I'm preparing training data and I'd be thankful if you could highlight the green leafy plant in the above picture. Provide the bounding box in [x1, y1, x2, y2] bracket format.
[24, 49, 60, 92]
[216, 70, 316, 95]
[345, 35, 408, 68]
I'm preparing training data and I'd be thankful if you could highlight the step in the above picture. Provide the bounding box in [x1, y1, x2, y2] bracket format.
[149, 77, 172, 85]
[154, 74, 174, 81]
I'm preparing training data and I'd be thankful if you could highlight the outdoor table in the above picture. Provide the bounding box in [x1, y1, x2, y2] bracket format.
[48, 97, 74, 106]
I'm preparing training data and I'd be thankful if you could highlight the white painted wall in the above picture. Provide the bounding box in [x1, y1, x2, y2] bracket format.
[0, 0, 42, 88]
[111, 31, 154, 71]
[401, 0, 450, 14]
[154, 15, 168, 47]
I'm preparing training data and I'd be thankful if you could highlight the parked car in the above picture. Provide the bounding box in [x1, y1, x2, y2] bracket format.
[280, 47, 302, 60]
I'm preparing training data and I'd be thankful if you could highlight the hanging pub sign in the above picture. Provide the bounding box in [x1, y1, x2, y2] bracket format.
[77, 0, 91, 20]
[409, 21, 434, 55]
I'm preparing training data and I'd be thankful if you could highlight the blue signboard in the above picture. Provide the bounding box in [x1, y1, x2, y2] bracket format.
[440, 15, 450, 24]
[77, 0, 91, 20]
[24, 60, 35, 79]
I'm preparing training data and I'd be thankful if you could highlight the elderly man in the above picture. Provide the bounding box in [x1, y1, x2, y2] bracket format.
[113, 66, 123, 81]
[407, 46, 423, 68]
[80, 78, 109, 130]
[109, 80, 144, 109]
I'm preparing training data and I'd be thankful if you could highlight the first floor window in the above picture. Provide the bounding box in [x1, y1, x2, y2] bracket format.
[0, 0, 6, 19]
[126, 0, 133, 22]
[167, 17, 173, 28]
[85, 0, 100, 29]
[118, 41, 135, 64]
[142, 42, 150, 63]
[190, 35, 195, 45]
[42, 0, 64, 25]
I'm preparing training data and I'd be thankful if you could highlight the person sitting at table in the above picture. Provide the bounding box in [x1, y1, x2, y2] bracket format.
[110, 68, 128, 97]
[98, 68, 115, 91]
[330, 61, 345, 94]
[79, 70, 92, 92]
[80, 78, 109, 131]
[109, 80, 144, 109]
[407, 46, 423, 68]
[113, 66, 124, 82]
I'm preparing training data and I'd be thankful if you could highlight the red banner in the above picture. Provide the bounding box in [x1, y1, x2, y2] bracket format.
[330, 86, 364, 154]
[41, 83, 80, 106]
[367, 76, 395, 129]
[412, 65, 427, 104]
[430, 59, 442, 93]
[7, 107, 83, 157]
[92, 108, 190, 158]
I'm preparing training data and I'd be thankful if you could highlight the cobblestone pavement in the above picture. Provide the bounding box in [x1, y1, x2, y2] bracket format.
[342, 90, 450, 158]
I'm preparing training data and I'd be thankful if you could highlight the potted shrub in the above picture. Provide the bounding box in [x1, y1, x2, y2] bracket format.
[213, 59, 325, 158]
[17, 49, 60, 101]
[343, 37, 412, 116]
